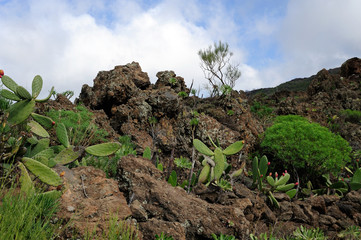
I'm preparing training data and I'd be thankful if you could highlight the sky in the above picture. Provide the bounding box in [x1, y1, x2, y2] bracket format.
[1, 0, 361, 99]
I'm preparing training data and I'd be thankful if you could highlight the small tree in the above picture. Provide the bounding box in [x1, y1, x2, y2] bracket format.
[198, 41, 241, 96]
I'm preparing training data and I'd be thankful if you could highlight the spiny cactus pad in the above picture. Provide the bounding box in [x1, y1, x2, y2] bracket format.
[31, 113, 54, 129]
[56, 123, 70, 148]
[18, 162, 35, 194]
[16, 86, 32, 100]
[1, 75, 18, 92]
[29, 138, 50, 157]
[85, 142, 121, 157]
[53, 147, 79, 165]
[32, 75, 43, 98]
[28, 120, 50, 138]
[0, 89, 21, 101]
[22, 157, 63, 186]
[8, 100, 36, 124]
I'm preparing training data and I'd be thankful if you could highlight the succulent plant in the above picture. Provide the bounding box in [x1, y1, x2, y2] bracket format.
[193, 137, 244, 187]
[1, 74, 121, 194]
[252, 155, 297, 208]
[1, 75, 54, 125]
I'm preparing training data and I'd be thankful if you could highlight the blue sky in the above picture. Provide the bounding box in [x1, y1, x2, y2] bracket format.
[1, 0, 361, 98]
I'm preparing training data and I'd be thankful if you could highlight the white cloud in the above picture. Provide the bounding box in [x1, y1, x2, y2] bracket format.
[1, 0, 248, 99]
[277, 0, 361, 79]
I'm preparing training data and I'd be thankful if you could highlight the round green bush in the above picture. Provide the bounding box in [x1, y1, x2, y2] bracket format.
[260, 115, 351, 178]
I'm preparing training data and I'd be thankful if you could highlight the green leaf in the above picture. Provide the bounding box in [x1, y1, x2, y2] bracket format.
[268, 192, 280, 208]
[266, 176, 275, 187]
[259, 155, 268, 177]
[16, 85, 32, 100]
[168, 170, 177, 187]
[198, 164, 211, 183]
[56, 123, 69, 148]
[142, 146, 152, 160]
[7, 100, 36, 125]
[274, 173, 290, 186]
[286, 189, 297, 199]
[276, 183, 295, 192]
[18, 162, 35, 195]
[1, 75, 18, 92]
[32, 75, 43, 98]
[222, 141, 244, 155]
[21, 157, 62, 186]
[85, 142, 121, 157]
[28, 120, 50, 138]
[193, 139, 214, 156]
[213, 147, 224, 180]
[29, 138, 50, 157]
[31, 113, 54, 129]
[53, 147, 79, 165]
[1, 89, 21, 101]
[351, 168, 361, 183]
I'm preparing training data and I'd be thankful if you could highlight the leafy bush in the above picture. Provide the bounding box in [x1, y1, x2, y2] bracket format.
[46, 105, 108, 146]
[340, 109, 361, 123]
[251, 101, 274, 119]
[260, 115, 351, 181]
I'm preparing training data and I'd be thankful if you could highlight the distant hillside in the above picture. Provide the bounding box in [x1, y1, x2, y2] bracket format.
[246, 67, 340, 98]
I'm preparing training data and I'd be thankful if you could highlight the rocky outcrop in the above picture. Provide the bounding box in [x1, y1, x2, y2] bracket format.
[77, 62, 263, 164]
[53, 165, 137, 238]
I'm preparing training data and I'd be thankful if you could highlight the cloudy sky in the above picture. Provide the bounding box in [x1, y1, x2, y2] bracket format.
[1, 0, 361, 99]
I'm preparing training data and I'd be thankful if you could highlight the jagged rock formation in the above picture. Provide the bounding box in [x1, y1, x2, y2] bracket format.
[77, 62, 262, 161]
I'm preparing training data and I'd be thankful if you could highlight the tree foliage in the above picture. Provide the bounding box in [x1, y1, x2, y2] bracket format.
[198, 41, 241, 96]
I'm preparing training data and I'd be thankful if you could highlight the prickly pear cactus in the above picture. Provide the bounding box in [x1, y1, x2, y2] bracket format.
[193, 137, 244, 188]
[21, 157, 62, 186]
[0, 74, 54, 125]
[85, 142, 121, 157]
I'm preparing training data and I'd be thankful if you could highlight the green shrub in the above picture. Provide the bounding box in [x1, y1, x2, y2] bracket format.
[340, 109, 361, 123]
[46, 105, 108, 146]
[251, 101, 274, 119]
[260, 115, 351, 181]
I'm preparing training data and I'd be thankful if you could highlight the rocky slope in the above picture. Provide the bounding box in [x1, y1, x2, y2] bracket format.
[49, 58, 361, 239]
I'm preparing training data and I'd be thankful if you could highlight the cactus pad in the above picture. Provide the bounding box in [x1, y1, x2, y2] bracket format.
[31, 113, 54, 129]
[18, 162, 35, 194]
[8, 100, 36, 125]
[29, 138, 50, 157]
[213, 147, 225, 180]
[1, 75, 18, 92]
[22, 157, 63, 186]
[198, 164, 211, 183]
[193, 139, 214, 156]
[223, 141, 244, 155]
[28, 120, 50, 138]
[16, 86, 32, 100]
[32, 75, 43, 98]
[56, 123, 70, 148]
[53, 147, 79, 165]
[1, 89, 21, 101]
[85, 142, 121, 157]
